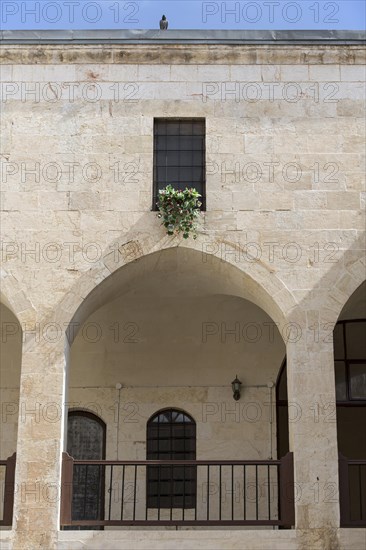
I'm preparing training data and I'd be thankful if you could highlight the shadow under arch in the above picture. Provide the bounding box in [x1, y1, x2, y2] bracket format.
[64, 243, 297, 346]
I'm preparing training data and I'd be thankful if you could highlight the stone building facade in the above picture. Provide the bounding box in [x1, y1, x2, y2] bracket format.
[0, 30, 365, 549]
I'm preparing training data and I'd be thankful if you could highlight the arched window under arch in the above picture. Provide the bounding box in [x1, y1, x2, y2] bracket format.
[147, 408, 196, 509]
[67, 411, 106, 527]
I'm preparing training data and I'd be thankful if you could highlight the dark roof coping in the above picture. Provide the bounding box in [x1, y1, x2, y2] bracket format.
[1, 29, 365, 45]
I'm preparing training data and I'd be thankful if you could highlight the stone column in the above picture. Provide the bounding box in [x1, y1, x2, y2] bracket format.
[286, 310, 340, 550]
[11, 339, 66, 550]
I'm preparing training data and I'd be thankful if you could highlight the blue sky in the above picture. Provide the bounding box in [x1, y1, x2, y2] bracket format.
[1, 1, 365, 30]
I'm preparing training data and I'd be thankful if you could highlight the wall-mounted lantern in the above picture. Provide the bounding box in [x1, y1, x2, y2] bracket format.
[231, 375, 242, 401]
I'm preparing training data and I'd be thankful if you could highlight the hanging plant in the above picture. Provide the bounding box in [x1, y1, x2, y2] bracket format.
[157, 185, 202, 240]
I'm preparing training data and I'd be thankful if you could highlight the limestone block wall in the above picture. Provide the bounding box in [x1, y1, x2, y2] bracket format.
[0, 43, 365, 549]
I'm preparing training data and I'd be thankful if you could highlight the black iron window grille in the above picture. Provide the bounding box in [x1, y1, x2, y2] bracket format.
[153, 118, 206, 210]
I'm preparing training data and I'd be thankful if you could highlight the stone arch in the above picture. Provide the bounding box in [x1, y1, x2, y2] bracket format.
[58, 231, 298, 344]
[0, 277, 35, 325]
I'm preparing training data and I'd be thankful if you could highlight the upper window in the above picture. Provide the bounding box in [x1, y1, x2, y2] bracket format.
[153, 118, 206, 210]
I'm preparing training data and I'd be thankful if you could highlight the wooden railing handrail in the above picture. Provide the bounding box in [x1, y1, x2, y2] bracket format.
[69, 458, 283, 466]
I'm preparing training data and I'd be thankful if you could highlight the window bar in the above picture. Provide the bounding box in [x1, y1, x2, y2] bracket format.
[276, 463, 280, 522]
[108, 465, 113, 521]
[255, 465, 259, 521]
[145, 465, 148, 521]
[133, 465, 137, 521]
[359, 465, 363, 520]
[83, 466, 88, 520]
[170, 463, 173, 521]
[243, 465, 246, 520]
[120, 465, 125, 521]
[267, 465, 271, 521]
[194, 465, 197, 521]
[219, 465, 222, 521]
[207, 464, 210, 521]
[158, 465, 161, 521]
[182, 463, 186, 521]
[231, 465, 234, 521]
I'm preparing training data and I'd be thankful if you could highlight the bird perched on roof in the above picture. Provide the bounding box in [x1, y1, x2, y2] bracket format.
[160, 15, 168, 30]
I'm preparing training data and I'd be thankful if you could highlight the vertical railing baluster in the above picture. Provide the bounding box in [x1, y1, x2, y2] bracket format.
[194, 465, 197, 521]
[96, 464, 101, 521]
[219, 465, 222, 521]
[231, 465, 234, 521]
[120, 465, 125, 521]
[267, 465, 271, 521]
[207, 464, 210, 520]
[108, 465, 113, 520]
[243, 465, 246, 521]
[145, 463, 148, 521]
[133, 465, 137, 521]
[255, 465, 258, 520]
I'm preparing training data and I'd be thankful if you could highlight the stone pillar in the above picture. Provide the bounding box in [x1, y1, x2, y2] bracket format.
[11, 340, 66, 550]
[286, 310, 340, 550]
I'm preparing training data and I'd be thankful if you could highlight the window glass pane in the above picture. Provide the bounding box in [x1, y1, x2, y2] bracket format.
[335, 361, 347, 401]
[333, 323, 344, 360]
[165, 151, 180, 166]
[166, 137, 180, 150]
[180, 151, 193, 166]
[179, 122, 193, 135]
[155, 121, 166, 135]
[349, 363, 366, 399]
[193, 151, 204, 166]
[166, 122, 180, 135]
[67, 414, 104, 460]
[167, 167, 180, 182]
[180, 167, 193, 181]
[346, 322, 366, 359]
[193, 122, 205, 135]
[191, 136, 204, 149]
[192, 167, 203, 182]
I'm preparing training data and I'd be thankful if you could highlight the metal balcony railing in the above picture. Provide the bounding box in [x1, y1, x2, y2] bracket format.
[60, 452, 295, 528]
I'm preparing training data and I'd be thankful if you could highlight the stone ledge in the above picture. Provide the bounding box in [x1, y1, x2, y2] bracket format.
[0, 45, 365, 65]
[57, 529, 298, 550]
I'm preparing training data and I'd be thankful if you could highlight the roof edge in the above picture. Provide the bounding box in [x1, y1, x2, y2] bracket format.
[1, 29, 366, 45]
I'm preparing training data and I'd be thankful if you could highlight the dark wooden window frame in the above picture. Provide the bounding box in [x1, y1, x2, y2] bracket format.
[153, 118, 206, 211]
[333, 319, 366, 404]
[146, 408, 197, 509]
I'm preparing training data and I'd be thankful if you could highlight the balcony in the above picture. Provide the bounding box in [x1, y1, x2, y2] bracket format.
[60, 453, 295, 528]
